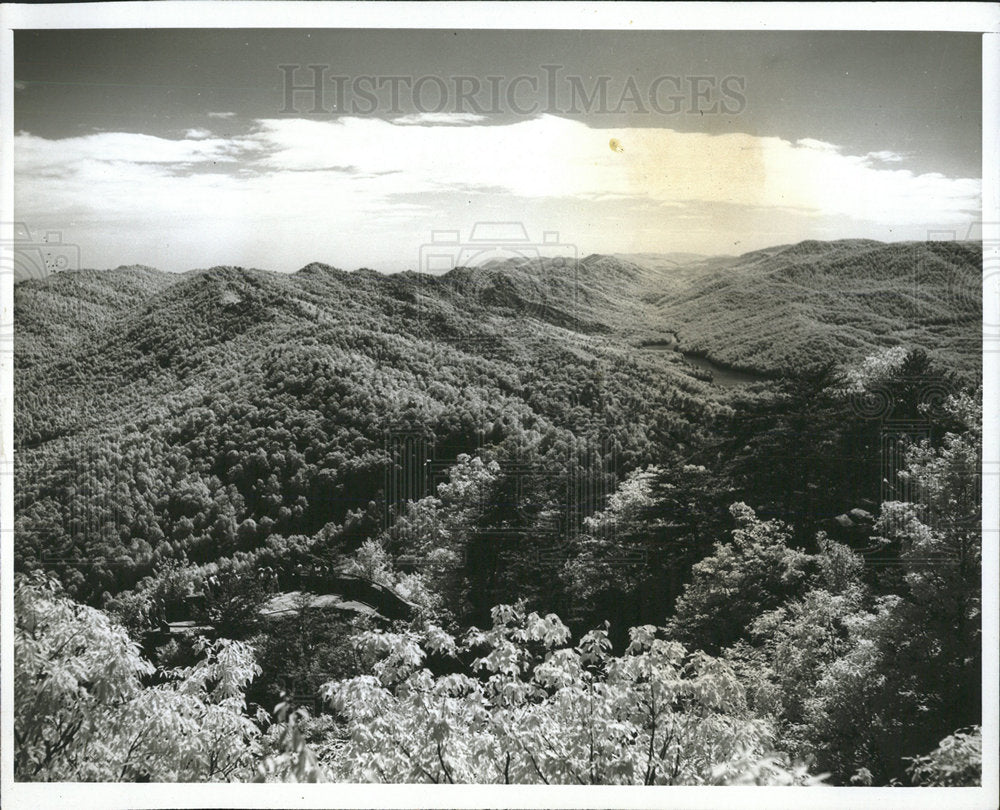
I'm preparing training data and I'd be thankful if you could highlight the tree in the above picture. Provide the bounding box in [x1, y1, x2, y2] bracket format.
[561, 465, 659, 633]
[383, 453, 500, 625]
[667, 503, 812, 654]
[797, 392, 982, 784]
[721, 362, 850, 544]
[725, 534, 868, 747]
[319, 604, 820, 785]
[200, 562, 277, 640]
[563, 462, 731, 639]
[906, 726, 982, 787]
[15, 573, 262, 781]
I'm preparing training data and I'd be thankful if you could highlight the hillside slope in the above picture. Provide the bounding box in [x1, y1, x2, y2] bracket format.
[646, 239, 981, 376]
[14, 257, 719, 600]
[13, 239, 982, 601]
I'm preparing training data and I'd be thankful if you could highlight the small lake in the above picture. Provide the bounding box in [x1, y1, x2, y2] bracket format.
[678, 352, 767, 387]
[640, 341, 767, 388]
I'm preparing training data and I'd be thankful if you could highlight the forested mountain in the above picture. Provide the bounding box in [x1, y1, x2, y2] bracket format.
[13, 239, 983, 786]
[15, 254, 725, 600]
[647, 240, 981, 375]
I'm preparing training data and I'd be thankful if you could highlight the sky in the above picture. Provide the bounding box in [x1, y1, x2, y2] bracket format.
[13, 29, 983, 273]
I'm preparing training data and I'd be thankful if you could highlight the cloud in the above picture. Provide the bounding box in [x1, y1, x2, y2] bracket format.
[391, 112, 487, 126]
[16, 130, 250, 173]
[14, 114, 981, 272]
[207, 111, 237, 119]
[864, 150, 907, 164]
[796, 138, 840, 152]
[238, 115, 979, 223]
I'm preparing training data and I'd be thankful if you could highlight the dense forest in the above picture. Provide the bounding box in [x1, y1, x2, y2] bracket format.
[14, 240, 983, 785]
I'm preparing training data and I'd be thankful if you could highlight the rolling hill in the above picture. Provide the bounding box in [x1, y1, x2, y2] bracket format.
[13, 255, 722, 601]
[13, 238, 981, 604]
[643, 239, 981, 377]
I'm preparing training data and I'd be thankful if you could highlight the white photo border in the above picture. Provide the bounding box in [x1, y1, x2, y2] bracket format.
[1, 3, 997, 809]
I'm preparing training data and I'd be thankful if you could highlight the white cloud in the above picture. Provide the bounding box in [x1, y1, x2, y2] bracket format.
[864, 149, 907, 164]
[14, 114, 981, 272]
[796, 137, 840, 152]
[15, 130, 250, 173]
[239, 115, 979, 223]
[391, 112, 487, 126]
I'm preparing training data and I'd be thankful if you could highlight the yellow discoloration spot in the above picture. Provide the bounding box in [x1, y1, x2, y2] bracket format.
[609, 138, 624, 154]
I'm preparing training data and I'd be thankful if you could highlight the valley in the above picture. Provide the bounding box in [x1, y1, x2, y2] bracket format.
[12, 238, 984, 786]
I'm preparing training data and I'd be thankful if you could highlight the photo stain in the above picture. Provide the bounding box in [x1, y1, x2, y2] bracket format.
[609, 138, 624, 153]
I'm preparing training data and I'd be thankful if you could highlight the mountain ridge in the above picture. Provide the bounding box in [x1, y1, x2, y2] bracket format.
[16, 238, 981, 380]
